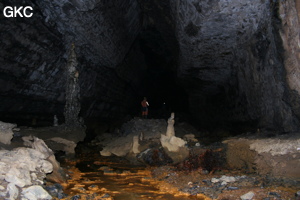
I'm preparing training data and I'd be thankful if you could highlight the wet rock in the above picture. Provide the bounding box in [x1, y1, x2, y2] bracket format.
[269, 192, 281, 198]
[240, 191, 255, 200]
[226, 186, 239, 190]
[137, 148, 173, 166]
[71, 194, 81, 200]
[102, 193, 110, 198]
[0, 121, 17, 145]
[296, 191, 300, 200]
[45, 183, 66, 198]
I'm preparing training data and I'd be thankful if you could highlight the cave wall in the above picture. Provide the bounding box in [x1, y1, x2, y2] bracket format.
[0, 0, 66, 124]
[169, 0, 300, 132]
[1, 0, 300, 132]
[0, 0, 144, 125]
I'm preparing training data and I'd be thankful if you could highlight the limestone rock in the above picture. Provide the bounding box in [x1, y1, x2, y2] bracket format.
[47, 137, 77, 154]
[240, 191, 255, 200]
[22, 185, 52, 200]
[0, 121, 17, 145]
[7, 183, 18, 200]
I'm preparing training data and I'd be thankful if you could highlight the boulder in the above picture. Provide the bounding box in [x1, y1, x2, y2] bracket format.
[47, 137, 77, 154]
[22, 185, 52, 200]
[0, 121, 17, 145]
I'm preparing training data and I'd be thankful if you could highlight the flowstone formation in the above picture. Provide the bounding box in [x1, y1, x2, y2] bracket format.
[64, 43, 82, 127]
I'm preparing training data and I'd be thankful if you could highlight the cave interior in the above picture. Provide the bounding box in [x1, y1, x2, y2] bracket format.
[1, 0, 300, 138]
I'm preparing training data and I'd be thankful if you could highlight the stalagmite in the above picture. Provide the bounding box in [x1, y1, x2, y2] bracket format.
[166, 112, 175, 137]
[53, 115, 58, 127]
[132, 136, 140, 154]
[161, 112, 186, 152]
[64, 43, 82, 127]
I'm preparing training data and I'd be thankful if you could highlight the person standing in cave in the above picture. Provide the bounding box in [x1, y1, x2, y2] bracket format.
[141, 97, 149, 118]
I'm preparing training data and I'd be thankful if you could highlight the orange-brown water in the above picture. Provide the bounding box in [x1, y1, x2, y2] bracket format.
[61, 159, 209, 200]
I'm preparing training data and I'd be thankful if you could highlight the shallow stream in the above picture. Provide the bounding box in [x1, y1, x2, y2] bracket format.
[62, 157, 202, 200]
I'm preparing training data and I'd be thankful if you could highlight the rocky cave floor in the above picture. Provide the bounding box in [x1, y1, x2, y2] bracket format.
[2, 118, 300, 200]
[57, 150, 299, 200]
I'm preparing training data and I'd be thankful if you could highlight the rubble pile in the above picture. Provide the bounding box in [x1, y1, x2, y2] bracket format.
[0, 133, 66, 199]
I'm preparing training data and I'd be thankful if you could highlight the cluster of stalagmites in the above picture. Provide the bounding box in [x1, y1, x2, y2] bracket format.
[98, 113, 196, 165]
[0, 121, 65, 200]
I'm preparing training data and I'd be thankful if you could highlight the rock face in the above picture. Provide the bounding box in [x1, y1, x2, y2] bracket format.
[169, 0, 300, 131]
[1, 0, 300, 132]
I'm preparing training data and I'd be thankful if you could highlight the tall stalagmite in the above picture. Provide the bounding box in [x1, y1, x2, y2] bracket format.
[64, 43, 81, 126]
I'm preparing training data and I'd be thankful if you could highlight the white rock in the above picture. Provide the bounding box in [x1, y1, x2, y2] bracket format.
[221, 181, 227, 185]
[211, 178, 219, 183]
[22, 185, 52, 200]
[240, 191, 255, 200]
[5, 167, 28, 187]
[0, 185, 4, 190]
[31, 137, 53, 157]
[7, 183, 19, 200]
[220, 175, 236, 183]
